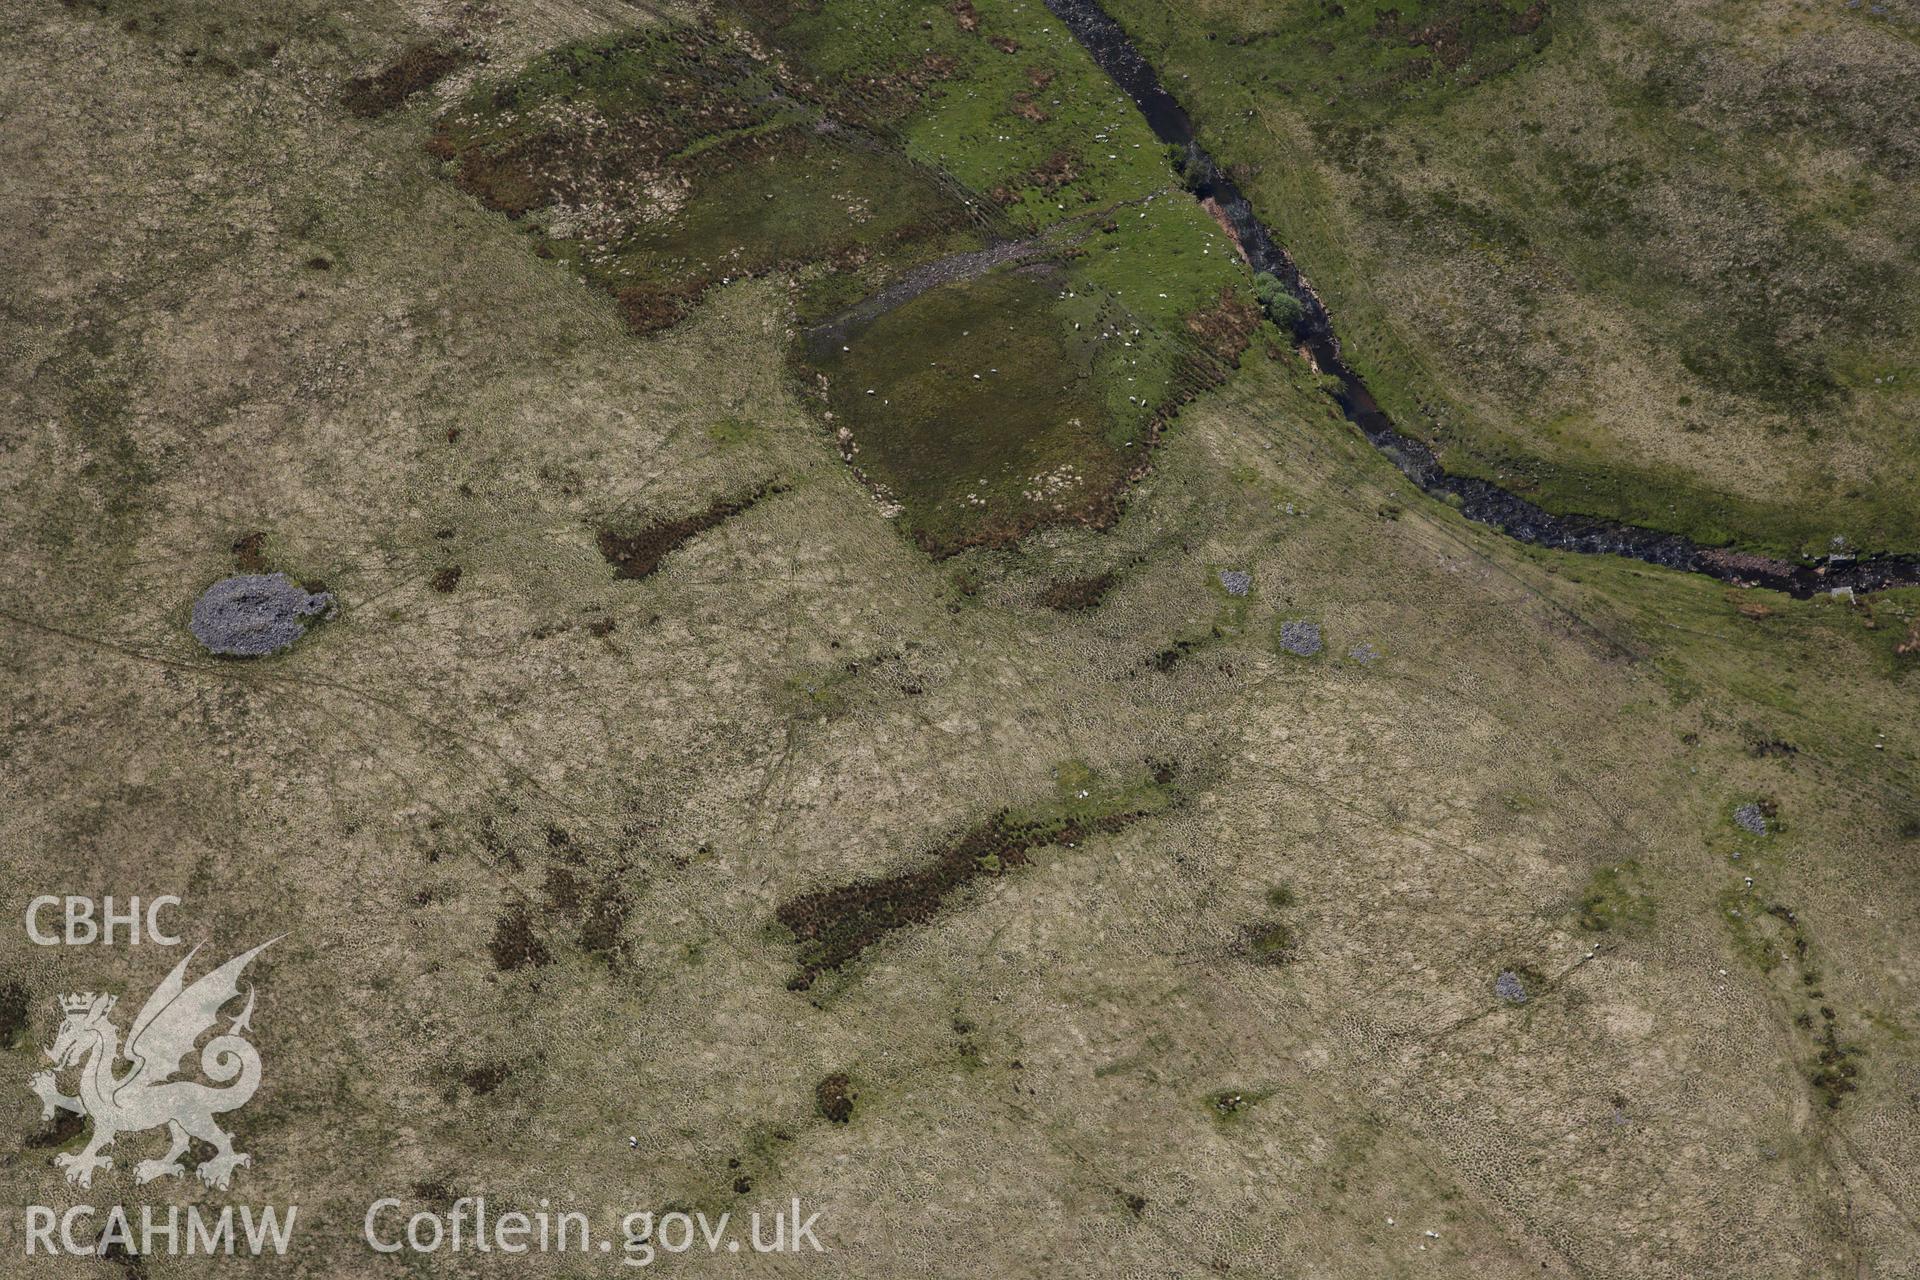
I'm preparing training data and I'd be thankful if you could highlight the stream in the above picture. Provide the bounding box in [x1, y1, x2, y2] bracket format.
[1043, 0, 1920, 598]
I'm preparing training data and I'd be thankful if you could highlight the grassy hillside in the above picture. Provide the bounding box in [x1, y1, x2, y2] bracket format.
[2, 0, 1918, 1276]
[1098, 0, 1920, 557]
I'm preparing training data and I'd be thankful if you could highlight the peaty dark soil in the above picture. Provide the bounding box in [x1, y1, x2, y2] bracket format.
[344, 42, 470, 117]
[598, 484, 783, 581]
[777, 807, 1155, 989]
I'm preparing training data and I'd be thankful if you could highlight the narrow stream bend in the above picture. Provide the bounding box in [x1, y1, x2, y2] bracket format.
[1043, 0, 1920, 599]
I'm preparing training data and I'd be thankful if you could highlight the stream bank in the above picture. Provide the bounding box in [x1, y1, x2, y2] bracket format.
[1042, 0, 1920, 598]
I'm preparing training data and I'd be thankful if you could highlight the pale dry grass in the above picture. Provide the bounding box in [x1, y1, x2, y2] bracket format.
[1, 3, 1917, 1278]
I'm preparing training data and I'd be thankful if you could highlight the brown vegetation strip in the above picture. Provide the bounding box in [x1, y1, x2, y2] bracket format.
[1038, 570, 1117, 611]
[343, 42, 470, 118]
[776, 807, 1154, 989]
[598, 483, 783, 580]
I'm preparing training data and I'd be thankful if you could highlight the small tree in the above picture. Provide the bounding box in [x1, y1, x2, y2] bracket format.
[1253, 272, 1303, 332]
[1164, 142, 1208, 192]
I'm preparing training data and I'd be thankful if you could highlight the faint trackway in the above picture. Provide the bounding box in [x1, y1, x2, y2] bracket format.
[802, 190, 1165, 357]
[804, 237, 1055, 357]
[1042, 0, 1920, 598]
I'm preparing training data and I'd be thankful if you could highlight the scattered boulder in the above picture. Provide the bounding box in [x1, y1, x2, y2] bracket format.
[1278, 620, 1322, 657]
[1495, 970, 1528, 1003]
[1218, 569, 1252, 597]
[189, 574, 335, 657]
[1733, 801, 1769, 836]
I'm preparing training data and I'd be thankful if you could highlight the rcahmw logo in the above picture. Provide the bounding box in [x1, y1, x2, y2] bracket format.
[19, 897, 298, 1259]
[25, 895, 182, 947]
[29, 938, 278, 1190]
[26, 1204, 296, 1260]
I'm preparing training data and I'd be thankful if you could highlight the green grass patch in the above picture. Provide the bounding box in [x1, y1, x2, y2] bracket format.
[1574, 860, 1654, 934]
[431, 25, 983, 333]
[431, 1, 1259, 552]
[1206, 1085, 1273, 1123]
[760, 0, 1195, 232]
[811, 268, 1148, 554]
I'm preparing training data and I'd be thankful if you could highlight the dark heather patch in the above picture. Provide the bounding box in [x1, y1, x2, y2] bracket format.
[231, 530, 268, 571]
[488, 903, 551, 971]
[431, 564, 463, 593]
[1812, 1019, 1862, 1110]
[776, 805, 1160, 989]
[25, 1111, 85, 1150]
[544, 861, 587, 918]
[343, 42, 470, 117]
[0, 982, 28, 1048]
[542, 843, 634, 963]
[816, 1072, 856, 1124]
[598, 484, 781, 580]
[1148, 636, 1206, 672]
[101, 1240, 151, 1279]
[1039, 570, 1117, 611]
[1241, 921, 1295, 965]
[462, 1061, 511, 1095]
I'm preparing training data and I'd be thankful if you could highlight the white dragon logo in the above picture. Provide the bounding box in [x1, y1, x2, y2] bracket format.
[28, 939, 277, 1191]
